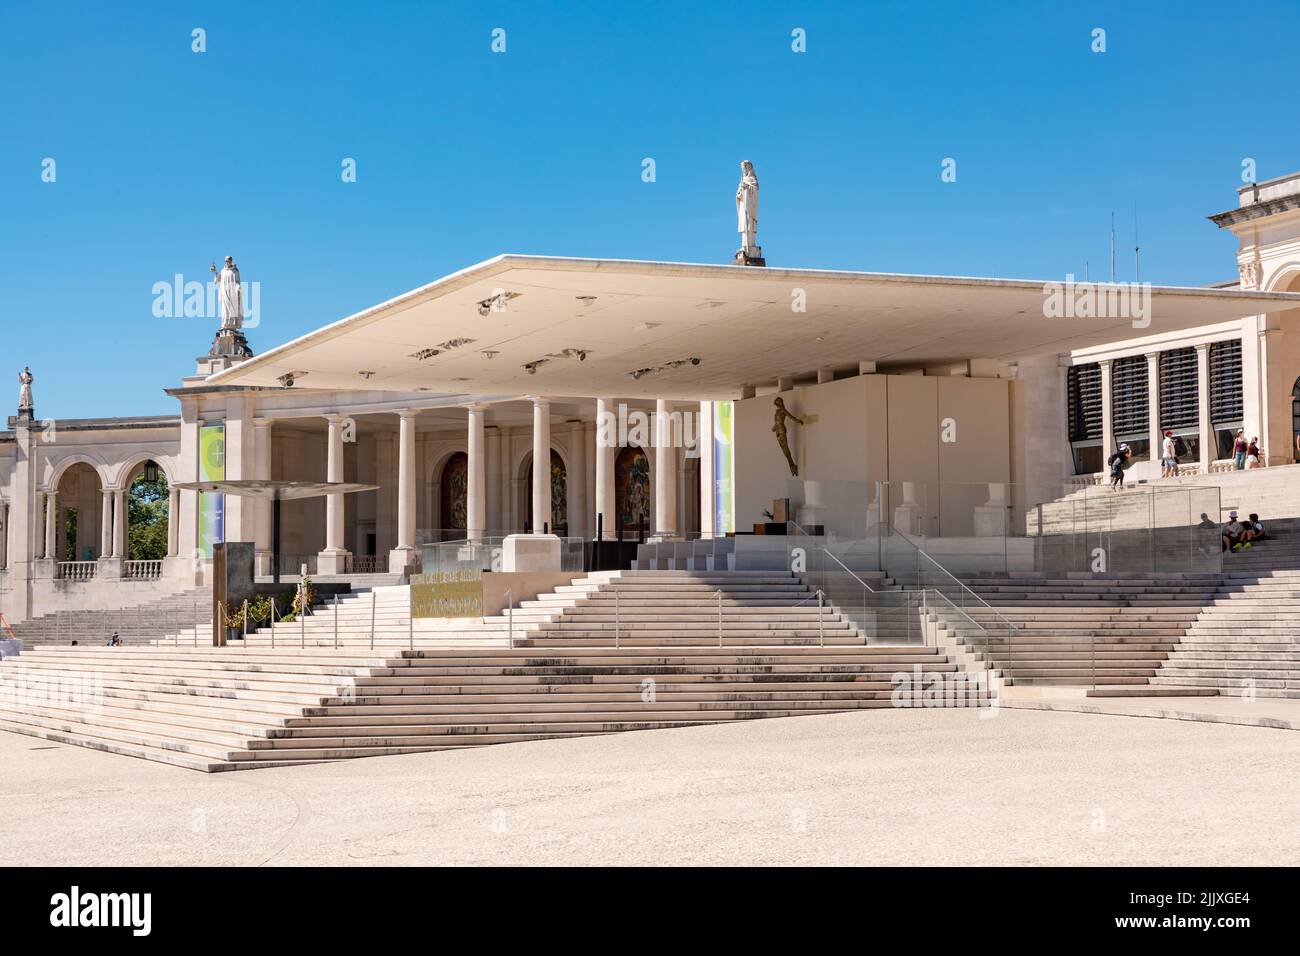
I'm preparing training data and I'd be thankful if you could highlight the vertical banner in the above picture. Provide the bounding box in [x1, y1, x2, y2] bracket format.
[198, 424, 226, 557]
[714, 401, 734, 534]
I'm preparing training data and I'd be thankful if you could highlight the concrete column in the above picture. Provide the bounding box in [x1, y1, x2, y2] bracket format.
[1098, 358, 1114, 455]
[654, 399, 677, 538]
[253, 418, 272, 573]
[500, 429, 515, 531]
[42, 491, 57, 560]
[319, 413, 351, 574]
[485, 425, 502, 533]
[1145, 352, 1162, 462]
[594, 398, 616, 539]
[167, 487, 180, 557]
[531, 399, 551, 533]
[1258, 328, 1289, 466]
[113, 489, 127, 558]
[467, 403, 486, 540]
[1196, 343, 1213, 470]
[100, 489, 113, 558]
[698, 400, 715, 536]
[567, 418, 587, 539]
[389, 409, 418, 573]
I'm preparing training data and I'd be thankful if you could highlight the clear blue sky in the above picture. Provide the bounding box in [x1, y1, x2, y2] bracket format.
[4, 0, 1297, 419]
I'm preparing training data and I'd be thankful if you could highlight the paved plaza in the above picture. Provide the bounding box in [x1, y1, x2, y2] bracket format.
[3, 706, 1296, 867]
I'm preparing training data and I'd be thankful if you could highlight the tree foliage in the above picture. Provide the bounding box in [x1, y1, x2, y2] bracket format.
[128, 470, 169, 561]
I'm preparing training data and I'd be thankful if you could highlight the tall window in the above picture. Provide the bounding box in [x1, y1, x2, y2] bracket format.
[1111, 355, 1150, 461]
[1159, 347, 1199, 463]
[1067, 363, 1102, 474]
[1209, 339, 1244, 459]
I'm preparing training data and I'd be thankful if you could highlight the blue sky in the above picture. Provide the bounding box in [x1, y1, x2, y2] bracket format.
[3, 0, 1298, 419]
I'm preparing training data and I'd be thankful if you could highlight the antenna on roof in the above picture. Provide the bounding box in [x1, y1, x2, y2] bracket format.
[1084, 260, 1090, 282]
[1109, 211, 1116, 283]
[1133, 203, 1141, 283]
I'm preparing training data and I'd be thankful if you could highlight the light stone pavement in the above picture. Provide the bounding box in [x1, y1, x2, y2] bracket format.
[1, 707, 1297, 867]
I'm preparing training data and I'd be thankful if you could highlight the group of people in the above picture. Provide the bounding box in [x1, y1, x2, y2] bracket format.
[1222, 511, 1267, 553]
[1231, 430, 1264, 470]
[1107, 428, 1266, 489]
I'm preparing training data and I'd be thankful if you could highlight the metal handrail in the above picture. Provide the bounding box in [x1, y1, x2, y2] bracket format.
[821, 546, 880, 595]
[910, 544, 1020, 635]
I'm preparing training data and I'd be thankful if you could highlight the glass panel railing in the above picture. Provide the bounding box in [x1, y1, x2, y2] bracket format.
[778, 478, 1223, 577]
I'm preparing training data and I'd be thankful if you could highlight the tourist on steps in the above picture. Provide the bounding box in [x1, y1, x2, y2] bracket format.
[1107, 444, 1131, 490]
[106, 631, 122, 647]
[1246, 437, 1262, 469]
[1161, 430, 1179, 478]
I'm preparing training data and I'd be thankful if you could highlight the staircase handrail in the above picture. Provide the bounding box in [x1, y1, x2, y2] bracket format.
[913, 546, 1019, 635]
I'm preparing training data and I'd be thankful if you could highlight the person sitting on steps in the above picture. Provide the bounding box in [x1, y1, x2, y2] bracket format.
[1223, 512, 1245, 552]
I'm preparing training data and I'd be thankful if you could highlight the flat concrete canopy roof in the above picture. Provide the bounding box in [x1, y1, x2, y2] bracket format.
[208, 255, 1300, 401]
[173, 480, 379, 500]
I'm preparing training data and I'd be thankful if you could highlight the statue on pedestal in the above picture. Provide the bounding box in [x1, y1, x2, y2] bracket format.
[17, 366, 33, 415]
[204, 255, 253, 368]
[734, 160, 765, 266]
[210, 255, 244, 330]
[772, 396, 803, 476]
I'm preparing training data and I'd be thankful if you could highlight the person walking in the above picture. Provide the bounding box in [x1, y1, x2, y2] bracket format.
[1233, 429, 1248, 470]
[1161, 429, 1179, 478]
[1107, 443, 1131, 490]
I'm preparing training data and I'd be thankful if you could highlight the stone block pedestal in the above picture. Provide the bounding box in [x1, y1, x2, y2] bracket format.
[502, 534, 561, 573]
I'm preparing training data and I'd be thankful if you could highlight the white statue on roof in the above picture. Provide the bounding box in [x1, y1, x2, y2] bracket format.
[735, 160, 763, 265]
[210, 255, 243, 330]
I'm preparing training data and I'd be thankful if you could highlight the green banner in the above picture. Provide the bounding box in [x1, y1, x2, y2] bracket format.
[198, 424, 225, 557]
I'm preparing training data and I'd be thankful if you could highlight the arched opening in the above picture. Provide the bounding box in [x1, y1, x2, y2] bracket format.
[525, 449, 567, 534]
[125, 460, 169, 561]
[53, 462, 104, 562]
[438, 452, 468, 534]
[1292, 377, 1300, 464]
[615, 446, 651, 537]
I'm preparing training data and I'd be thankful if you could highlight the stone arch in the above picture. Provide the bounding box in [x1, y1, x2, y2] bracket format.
[44, 453, 110, 494]
[1265, 264, 1300, 293]
[117, 455, 172, 562]
[108, 453, 178, 492]
[49, 460, 106, 562]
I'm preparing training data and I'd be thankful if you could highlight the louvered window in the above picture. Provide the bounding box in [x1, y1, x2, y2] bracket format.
[1158, 348, 1198, 429]
[1111, 355, 1148, 435]
[1067, 363, 1101, 442]
[1209, 340, 1243, 424]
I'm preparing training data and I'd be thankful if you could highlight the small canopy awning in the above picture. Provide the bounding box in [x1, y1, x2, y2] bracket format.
[206, 254, 1300, 401]
[172, 480, 380, 499]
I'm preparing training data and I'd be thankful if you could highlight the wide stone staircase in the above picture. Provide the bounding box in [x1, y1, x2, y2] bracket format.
[6, 586, 212, 649]
[0, 570, 985, 771]
[224, 570, 876, 649]
[1149, 570, 1300, 698]
[946, 573, 1221, 696]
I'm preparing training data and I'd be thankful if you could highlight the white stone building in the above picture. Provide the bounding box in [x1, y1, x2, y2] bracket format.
[3, 172, 1300, 624]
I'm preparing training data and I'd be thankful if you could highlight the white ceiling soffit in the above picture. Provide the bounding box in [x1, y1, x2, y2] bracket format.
[207, 255, 1300, 401]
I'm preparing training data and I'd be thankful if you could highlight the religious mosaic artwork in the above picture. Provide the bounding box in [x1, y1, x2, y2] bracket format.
[439, 452, 468, 530]
[615, 445, 651, 535]
[526, 450, 567, 533]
